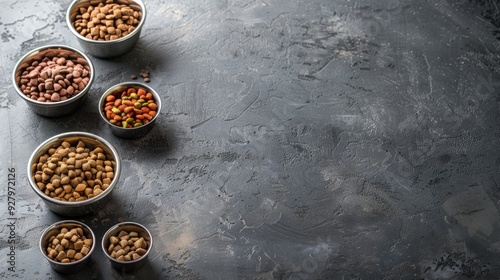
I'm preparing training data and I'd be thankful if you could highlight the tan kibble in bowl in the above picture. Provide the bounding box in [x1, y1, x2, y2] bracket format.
[32, 139, 116, 202]
[28, 132, 121, 217]
[71, 0, 143, 41]
[40, 220, 95, 273]
[102, 222, 152, 272]
[66, 0, 147, 58]
[45, 226, 93, 263]
[107, 229, 149, 261]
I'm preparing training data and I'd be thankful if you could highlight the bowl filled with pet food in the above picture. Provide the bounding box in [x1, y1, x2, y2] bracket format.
[102, 222, 153, 272]
[39, 220, 95, 273]
[99, 82, 161, 139]
[12, 45, 94, 117]
[27, 132, 121, 217]
[66, 0, 147, 58]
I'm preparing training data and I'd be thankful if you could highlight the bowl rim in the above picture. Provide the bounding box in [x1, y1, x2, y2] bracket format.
[66, 0, 147, 44]
[39, 220, 96, 266]
[12, 44, 95, 106]
[27, 131, 121, 207]
[101, 221, 153, 264]
[98, 81, 162, 131]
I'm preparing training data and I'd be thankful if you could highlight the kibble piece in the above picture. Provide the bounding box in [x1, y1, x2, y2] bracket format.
[132, 253, 141, 260]
[56, 251, 67, 261]
[67, 249, 76, 259]
[74, 240, 84, 250]
[81, 245, 90, 255]
[120, 239, 128, 248]
[136, 248, 147, 255]
[60, 238, 69, 248]
[74, 252, 84, 260]
[110, 236, 119, 244]
[48, 250, 58, 259]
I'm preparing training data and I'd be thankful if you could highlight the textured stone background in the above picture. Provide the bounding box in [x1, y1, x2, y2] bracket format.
[1, 0, 500, 279]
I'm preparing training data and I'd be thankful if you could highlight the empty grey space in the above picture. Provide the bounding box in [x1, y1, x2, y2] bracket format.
[1, 0, 500, 279]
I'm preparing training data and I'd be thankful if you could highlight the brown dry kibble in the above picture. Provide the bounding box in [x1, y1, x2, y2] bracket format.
[16, 49, 91, 103]
[130, 68, 151, 82]
[45, 226, 93, 263]
[32, 140, 116, 202]
[139, 69, 149, 78]
[72, 0, 142, 41]
[107, 230, 149, 261]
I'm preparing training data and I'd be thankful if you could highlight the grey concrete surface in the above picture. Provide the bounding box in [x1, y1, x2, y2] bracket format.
[1, 0, 500, 279]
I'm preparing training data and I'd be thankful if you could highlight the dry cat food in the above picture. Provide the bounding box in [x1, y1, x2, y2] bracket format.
[45, 226, 93, 263]
[130, 68, 150, 83]
[107, 230, 149, 261]
[32, 140, 116, 201]
[103, 86, 158, 128]
[16, 49, 91, 102]
[72, 0, 142, 41]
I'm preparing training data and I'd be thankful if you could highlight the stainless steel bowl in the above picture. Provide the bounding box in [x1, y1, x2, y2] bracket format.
[99, 82, 161, 139]
[101, 222, 153, 273]
[27, 132, 121, 217]
[12, 45, 95, 117]
[39, 220, 95, 274]
[66, 0, 147, 58]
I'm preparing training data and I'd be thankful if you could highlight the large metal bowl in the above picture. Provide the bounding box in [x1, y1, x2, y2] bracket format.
[27, 132, 121, 217]
[12, 45, 95, 117]
[66, 0, 147, 58]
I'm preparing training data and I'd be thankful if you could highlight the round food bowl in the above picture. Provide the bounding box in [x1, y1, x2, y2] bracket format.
[12, 45, 95, 117]
[66, 0, 147, 58]
[40, 220, 95, 274]
[99, 82, 161, 139]
[27, 132, 121, 217]
[102, 222, 153, 272]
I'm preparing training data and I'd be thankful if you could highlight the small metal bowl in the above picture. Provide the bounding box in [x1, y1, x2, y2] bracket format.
[99, 82, 161, 139]
[102, 222, 153, 273]
[12, 45, 95, 117]
[66, 0, 147, 58]
[27, 132, 121, 217]
[40, 220, 95, 274]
